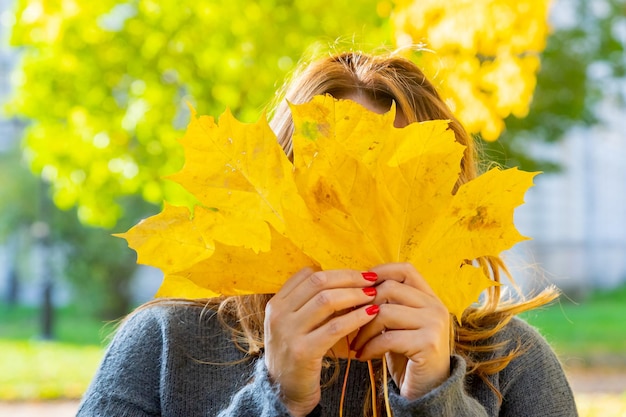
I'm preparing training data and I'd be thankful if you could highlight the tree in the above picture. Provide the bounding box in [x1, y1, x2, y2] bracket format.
[0, 138, 149, 319]
[488, 0, 626, 170]
[0, 139, 39, 305]
[6, 0, 556, 227]
[394, 0, 552, 141]
[6, 0, 388, 228]
[4, 0, 390, 318]
[53, 196, 154, 319]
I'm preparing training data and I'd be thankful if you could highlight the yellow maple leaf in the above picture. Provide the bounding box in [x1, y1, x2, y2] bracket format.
[118, 95, 537, 320]
[166, 107, 299, 236]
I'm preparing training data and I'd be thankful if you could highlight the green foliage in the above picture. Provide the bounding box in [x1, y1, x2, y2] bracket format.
[0, 140, 151, 318]
[0, 145, 39, 241]
[50, 196, 155, 319]
[0, 139, 151, 319]
[7, 0, 390, 228]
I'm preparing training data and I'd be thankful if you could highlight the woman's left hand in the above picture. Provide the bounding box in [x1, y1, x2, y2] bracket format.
[349, 262, 451, 401]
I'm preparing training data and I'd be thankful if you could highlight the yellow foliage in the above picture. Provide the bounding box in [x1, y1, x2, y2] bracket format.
[392, 0, 551, 140]
[118, 96, 537, 320]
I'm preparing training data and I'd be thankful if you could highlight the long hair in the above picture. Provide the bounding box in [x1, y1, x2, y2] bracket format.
[138, 50, 558, 411]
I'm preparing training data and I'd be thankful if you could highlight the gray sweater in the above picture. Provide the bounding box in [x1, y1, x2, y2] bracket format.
[76, 304, 578, 416]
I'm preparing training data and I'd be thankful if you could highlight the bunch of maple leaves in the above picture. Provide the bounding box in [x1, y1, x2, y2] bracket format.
[118, 95, 536, 321]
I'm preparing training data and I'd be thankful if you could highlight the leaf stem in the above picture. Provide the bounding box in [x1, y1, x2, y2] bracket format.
[382, 356, 392, 417]
[339, 336, 352, 417]
[367, 360, 378, 417]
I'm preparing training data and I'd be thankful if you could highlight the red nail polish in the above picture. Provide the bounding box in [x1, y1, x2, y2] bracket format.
[362, 287, 377, 297]
[365, 305, 379, 316]
[361, 271, 378, 281]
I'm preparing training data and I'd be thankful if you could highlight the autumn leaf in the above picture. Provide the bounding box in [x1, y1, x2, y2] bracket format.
[162, 228, 315, 297]
[114, 203, 273, 274]
[118, 95, 537, 320]
[167, 107, 298, 236]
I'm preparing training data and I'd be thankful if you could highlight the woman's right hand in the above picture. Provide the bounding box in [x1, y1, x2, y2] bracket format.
[264, 267, 380, 417]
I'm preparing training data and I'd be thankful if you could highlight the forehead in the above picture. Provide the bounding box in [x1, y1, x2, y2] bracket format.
[332, 90, 407, 128]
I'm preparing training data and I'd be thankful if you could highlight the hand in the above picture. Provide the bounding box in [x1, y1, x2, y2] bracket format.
[350, 263, 451, 401]
[264, 267, 380, 417]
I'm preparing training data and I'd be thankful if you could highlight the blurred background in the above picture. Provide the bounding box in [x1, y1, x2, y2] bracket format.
[0, 0, 624, 415]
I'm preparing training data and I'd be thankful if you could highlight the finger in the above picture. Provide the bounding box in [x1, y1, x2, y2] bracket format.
[274, 266, 318, 299]
[296, 287, 378, 332]
[305, 303, 380, 356]
[351, 304, 450, 351]
[350, 303, 430, 352]
[283, 269, 379, 311]
[355, 328, 438, 361]
[370, 263, 437, 296]
[371, 280, 432, 308]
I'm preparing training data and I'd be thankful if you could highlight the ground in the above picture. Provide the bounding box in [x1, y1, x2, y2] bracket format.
[567, 367, 626, 394]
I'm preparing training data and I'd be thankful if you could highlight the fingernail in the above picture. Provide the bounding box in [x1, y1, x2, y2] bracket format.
[362, 287, 377, 297]
[365, 305, 379, 316]
[361, 271, 378, 281]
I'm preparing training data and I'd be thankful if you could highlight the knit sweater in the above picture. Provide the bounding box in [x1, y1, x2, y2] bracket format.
[76, 304, 578, 416]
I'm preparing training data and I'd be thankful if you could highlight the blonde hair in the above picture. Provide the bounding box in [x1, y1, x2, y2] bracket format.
[140, 50, 558, 412]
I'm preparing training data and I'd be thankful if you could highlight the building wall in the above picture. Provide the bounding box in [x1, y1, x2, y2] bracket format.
[513, 113, 626, 295]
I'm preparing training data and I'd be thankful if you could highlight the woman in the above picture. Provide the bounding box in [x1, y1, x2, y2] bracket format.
[77, 51, 578, 416]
